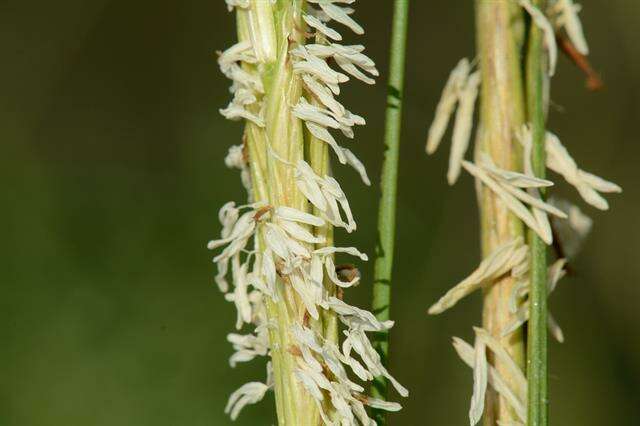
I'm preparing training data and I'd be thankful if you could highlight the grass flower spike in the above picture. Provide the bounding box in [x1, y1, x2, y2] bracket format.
[424, 1, 620, 424]
[211, 1, 406, 424]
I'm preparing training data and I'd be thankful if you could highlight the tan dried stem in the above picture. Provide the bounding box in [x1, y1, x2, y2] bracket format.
[475, 1, 527, 424]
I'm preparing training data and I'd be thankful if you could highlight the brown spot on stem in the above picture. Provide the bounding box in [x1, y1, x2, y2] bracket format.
[241, 132, 249, 163]
[287, 345, 303, 357]
[253, 205, 272, 221]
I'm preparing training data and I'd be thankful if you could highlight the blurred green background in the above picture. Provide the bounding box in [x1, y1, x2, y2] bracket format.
[1, 1, 638, 425]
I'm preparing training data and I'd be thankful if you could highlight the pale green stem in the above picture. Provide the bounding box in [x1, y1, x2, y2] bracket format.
[308, 103, 339, 419]
[475, 1, 527, 424]
[237, 2, 323, 425]
[308, 110, 338, 346]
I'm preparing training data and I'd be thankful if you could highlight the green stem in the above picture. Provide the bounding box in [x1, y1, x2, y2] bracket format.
[371, 0, 410, 419]
[525, 1, 548, 424]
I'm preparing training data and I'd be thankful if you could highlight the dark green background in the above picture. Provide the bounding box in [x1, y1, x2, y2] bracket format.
[1, 1, 638, 424]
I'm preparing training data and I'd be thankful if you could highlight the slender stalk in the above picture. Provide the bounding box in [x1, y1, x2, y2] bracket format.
[475, 1, 527, 424]
[371, 0, 410, 416]
[525, 0, 549, 424]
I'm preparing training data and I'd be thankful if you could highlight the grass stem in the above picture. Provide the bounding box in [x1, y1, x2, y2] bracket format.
[371, 0, 410, 419]
[525, 0, 549, 424]
[475, 1, 527, 423]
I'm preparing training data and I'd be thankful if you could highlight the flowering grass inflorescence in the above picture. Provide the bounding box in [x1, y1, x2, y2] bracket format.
[211, 1, 407, 424]
[425, 1, 620, 425]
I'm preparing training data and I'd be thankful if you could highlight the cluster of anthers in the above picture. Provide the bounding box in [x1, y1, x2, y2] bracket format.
[425, 1, 620, 425]
[212, 0, 407, 423]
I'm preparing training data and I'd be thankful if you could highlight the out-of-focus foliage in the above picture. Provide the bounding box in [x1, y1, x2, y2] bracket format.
[0, 1, 638, 424]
